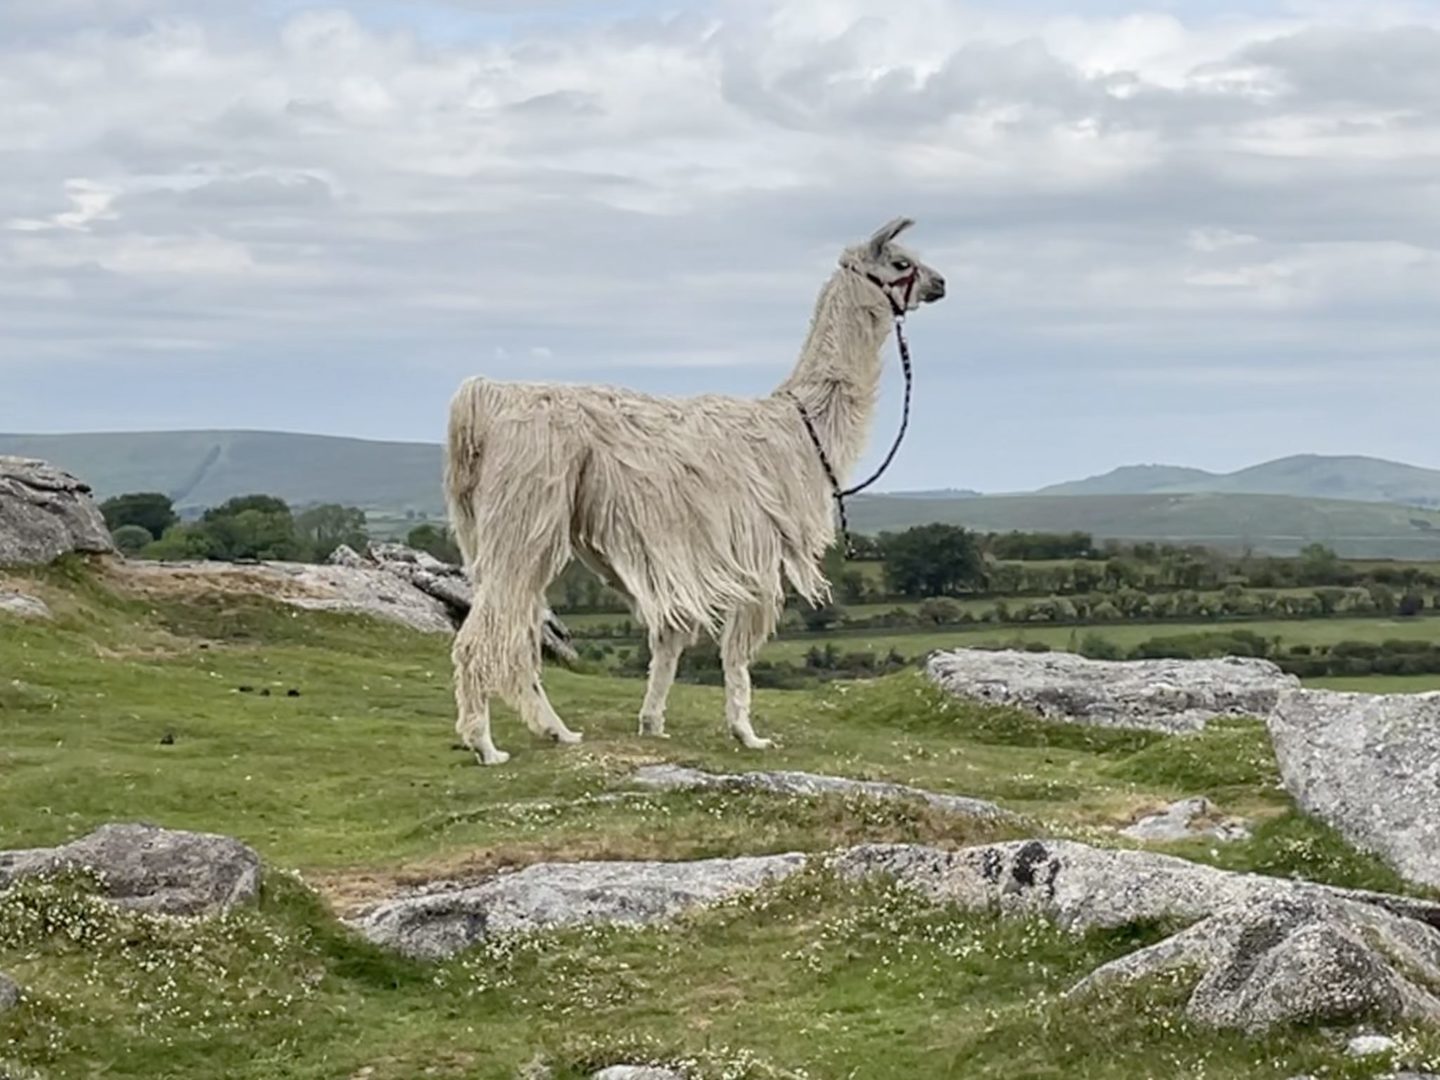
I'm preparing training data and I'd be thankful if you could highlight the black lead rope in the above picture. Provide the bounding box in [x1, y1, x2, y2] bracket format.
[789, 311, 914, 560]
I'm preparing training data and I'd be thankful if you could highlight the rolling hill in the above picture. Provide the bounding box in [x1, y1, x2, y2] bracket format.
[7, 430, 1440, 556]
[1036, 464, 1218, 496]
[1039, 454, 1440, 508]
[0, 430, 446, 515]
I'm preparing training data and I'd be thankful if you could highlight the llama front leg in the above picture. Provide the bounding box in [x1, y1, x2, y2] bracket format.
[720, 605, 776, 750]
[638, 625, 690, 737]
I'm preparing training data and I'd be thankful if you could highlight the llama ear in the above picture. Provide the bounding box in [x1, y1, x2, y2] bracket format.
[868, 217, 915, 256]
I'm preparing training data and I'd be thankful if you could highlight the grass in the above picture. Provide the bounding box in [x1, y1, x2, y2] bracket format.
[1310, 674, 1440, 693]
[750, 614, 1440, 666]
[2, 560, 1437, 1078]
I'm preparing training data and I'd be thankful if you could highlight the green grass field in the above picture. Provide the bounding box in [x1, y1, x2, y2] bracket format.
[564, 614, 1440, 669]
[2, 561, 1437, 1079]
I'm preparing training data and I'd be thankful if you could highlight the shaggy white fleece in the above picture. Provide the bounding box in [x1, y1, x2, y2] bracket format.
[445, 218, 946, 764]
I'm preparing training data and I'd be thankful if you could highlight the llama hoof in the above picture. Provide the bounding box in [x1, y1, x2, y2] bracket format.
[638, 718, 669, 738]
[552, 729, 584, 745]
[734, 732, 774, 751]
[476, 747, 511, 766]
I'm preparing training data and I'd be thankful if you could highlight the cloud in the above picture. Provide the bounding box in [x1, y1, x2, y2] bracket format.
[3, 0, 1440, 490]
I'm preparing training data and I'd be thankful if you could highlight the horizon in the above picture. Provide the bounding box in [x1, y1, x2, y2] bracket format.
[4, 426, 1437, 498]
[6, 1, 1440, 490]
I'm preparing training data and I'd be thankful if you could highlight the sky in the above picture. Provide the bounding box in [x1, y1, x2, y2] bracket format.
[4, 0, 1440, 493]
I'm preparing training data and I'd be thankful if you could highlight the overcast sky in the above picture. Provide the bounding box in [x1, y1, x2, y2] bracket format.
[4, 0, 1440, 492]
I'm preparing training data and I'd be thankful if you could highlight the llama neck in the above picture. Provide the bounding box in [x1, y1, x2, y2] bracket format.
[774, 268, 893, 482]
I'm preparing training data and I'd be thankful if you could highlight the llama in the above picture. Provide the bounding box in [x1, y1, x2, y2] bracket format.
[445, 217, 946, 764]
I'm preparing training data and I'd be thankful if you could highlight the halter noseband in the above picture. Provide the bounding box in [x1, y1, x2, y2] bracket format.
[786, 264, 918, 559]
[864, 267, 918, 318]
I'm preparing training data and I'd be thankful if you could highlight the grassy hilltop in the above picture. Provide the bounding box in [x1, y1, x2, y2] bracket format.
[2, 558, 1438, 1078]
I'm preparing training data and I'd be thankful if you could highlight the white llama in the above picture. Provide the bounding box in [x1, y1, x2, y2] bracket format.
[445, 217, 946, 764]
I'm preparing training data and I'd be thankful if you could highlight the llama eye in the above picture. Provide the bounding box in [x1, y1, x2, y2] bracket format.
[892, 259, 911, 270]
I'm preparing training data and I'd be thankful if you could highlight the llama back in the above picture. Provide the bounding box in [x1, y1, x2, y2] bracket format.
[569, 392, 837, 630]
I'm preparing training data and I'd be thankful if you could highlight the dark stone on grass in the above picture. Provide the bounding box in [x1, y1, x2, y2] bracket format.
[0, 823, 262, 916]
[286, 689, 300, 698]
[159, 732, 175, 746]
[1268, 689, 1440, 888]
[926, 648, 1297, 734]
[630, 764, 1017, 822]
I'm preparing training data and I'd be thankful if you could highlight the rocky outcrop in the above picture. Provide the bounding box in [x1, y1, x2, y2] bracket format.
[593, 1069, 685, 1080]
[631, 764, 1017, 822]
[828, 840, 1440, 933]
[1070, 893, 1440, 1033]
[1120, 797, 1250, 844]
[926, 649, 1297, 734]
[1268, 689, 1440, 888]
[119, 557, 457, 633]
[0, 973, 18, 1014]
[0, 823, 262, 916]
[352, 853, 807, 960]
[352, 835, 1440, 962]
[0, 590, 50, 620]
[329, 542, 576, 661]
[116, 545, 574, 657]
[0, 457, 115, 567]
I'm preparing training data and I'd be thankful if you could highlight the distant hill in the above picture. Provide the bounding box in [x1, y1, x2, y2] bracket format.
[1037, 464, 1218, 496]
[885, 488, 982, 500]
[1039, 454, 1440, 509]
[848, 491, 1440, 559]
[0, 431, 445, 515]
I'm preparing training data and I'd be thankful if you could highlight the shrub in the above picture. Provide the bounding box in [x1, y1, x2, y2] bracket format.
[110, 524, 154, 554]
[1128, 629, 1271, 661]
[1078, 633, 1123, 661]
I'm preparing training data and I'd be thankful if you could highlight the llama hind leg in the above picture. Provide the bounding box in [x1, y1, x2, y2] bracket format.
[638, 625, 691, 737]
[517, 677, 583, 744]
[453, 591, 568, 764]
[453, 608, 509, 765]
[720, 604, 777, 751]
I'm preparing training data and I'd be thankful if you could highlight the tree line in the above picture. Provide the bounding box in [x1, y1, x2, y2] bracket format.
[100, 492, 1440, 623]
[102, 492, 370, 563]
[101, 490, 471, 565]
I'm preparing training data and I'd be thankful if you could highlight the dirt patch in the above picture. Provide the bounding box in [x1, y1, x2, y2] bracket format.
[312, 835, 698, 916]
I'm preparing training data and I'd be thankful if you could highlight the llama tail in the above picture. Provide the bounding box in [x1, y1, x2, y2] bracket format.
[444, 376, 491, 573]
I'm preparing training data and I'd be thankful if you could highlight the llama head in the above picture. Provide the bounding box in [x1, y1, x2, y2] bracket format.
[841, 217, 946, 313]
